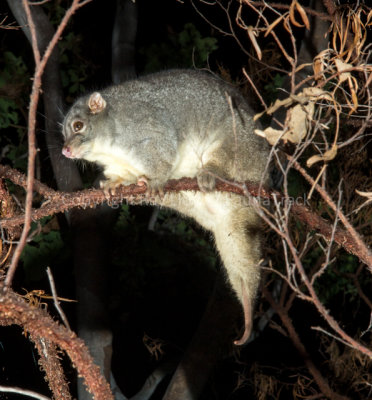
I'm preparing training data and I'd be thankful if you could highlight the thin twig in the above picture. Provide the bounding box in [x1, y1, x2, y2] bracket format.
[263, 287, 349, 400]
[288, 155, 372, 273]
[0, 385, 51, 400]
[282, 209, 372, 359]
[46, 266, 71, 330]
[245, 1, 333, 21]
[5, 0, 41, 288]
[4, 0, 92, 288]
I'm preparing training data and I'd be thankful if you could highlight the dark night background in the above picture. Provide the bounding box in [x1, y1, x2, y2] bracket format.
[0, 1, 371, 399]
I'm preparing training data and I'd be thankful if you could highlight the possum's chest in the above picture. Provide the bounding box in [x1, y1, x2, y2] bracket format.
[170, 134, 222, 179]
[86, 138, 145, 183]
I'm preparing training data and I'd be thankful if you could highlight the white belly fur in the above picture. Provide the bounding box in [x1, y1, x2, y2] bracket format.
[162, 191, 236, 232]
[86, 138, 145, 183]
[171, 133, 222, 179]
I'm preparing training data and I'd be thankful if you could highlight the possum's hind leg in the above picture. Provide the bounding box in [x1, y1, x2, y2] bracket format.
[212, 205, 262, 345]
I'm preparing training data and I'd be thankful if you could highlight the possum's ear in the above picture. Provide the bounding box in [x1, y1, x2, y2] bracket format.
[88, 92, 107, 114]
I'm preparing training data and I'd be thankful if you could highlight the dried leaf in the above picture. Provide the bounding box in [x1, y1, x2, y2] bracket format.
[255, 127, 285, 145]
[288, 0, 310, 29]
[295, 63, 312, 73]
[356, 190, 372, 199]
[289, 0, 304, 28]
[302, 87, 333, 102]
[353, 189, 372, 213]
[349, 86, 358, 115]
[255, 101, 313, 146]
[367, 10, 372, 26]
[286, 102, 314, 144]
[313, 50, 329, 80]
[254, 97, 293, 120]
[334, 58, 352, 83]
[295, 1, 310, 30]
[306, 144, 338, 167]
[255, 87, 331, 121]
[283, 14, 293, 34]
[247, 26, 262, 60]
[265, 14, 284, 37]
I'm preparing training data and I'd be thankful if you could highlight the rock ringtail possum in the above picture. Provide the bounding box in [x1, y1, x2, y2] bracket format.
[62, 69, 270, 345]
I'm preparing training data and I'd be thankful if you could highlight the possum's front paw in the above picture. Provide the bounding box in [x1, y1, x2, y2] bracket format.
[197, 170, 216, 192]
[100, 178, 122, 197]
[100, 177, 134, 197]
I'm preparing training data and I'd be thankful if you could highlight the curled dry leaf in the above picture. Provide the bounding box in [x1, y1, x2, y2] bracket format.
[302, 87, 333, 101]
[306, 144, 338, 168]
[287, 102, 314, 143]
[313, 50, 330, 82]
[354, 189, 372, 213]
[289, 0, 310, 30]
[255, 87, 333, 121]
[355, 190, 372, 200]
[254, 88, 334, 146]
[334, 58, 359, 114]
[247, 26, 262, 60]
[254, 97, 293, 121]
[295, 1, 310, 30]
[255, 101, 313, 145]
[283, 14, 293, 35]
[255, 127, 284, 145]
[295, 62, 312, 74]
[264, 14, 285, 38]
[349, 84, 358, 115]
[334, 58, 353, 83]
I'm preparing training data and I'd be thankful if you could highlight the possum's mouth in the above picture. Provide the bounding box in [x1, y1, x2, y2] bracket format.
[61, 144, 86, 159]
[62, 145, 74, 159]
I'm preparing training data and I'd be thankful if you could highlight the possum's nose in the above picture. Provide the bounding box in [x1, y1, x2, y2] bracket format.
[62, 146, 73, 158]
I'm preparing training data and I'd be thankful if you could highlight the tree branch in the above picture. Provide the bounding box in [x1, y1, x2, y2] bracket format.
[4, 0, 92, 288]
[263, 287, 350, 400]
[1, 164, 371, 270]
[0, 284, 114, 400]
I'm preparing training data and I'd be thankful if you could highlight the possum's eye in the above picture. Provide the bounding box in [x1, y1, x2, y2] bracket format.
[72, 120, 85, 133]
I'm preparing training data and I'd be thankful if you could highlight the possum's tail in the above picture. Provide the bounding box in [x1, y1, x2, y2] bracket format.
[160, 191, 263, 345]
[213, 205, 262, 345]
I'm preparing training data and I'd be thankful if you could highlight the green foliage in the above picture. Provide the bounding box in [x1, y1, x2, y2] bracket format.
[264, 73, 286, 103]
[59, 32, 88, 95]
[140, 23, 218, 72]
[45, 2, 66, 27]
[4, 143, 28, 171]
[0, 51, 29, 170]
[0, 51, 28, 129]
[114, 203, 132, 231]
[286, 169, 309, 199]
[313, 254, 359, 304]
[0, 97, 19, 129]
[20, 217, 68, 283]
[0, 51, 28, 86]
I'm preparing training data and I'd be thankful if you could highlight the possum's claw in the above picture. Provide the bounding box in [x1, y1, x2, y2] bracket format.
[137, 176, 165, 199]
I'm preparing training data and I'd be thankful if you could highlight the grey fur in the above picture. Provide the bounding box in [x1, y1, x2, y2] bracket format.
[62, 69, 269, 345]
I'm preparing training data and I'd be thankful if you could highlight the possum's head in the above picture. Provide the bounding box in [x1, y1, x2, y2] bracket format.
[62, 92, 108, 160]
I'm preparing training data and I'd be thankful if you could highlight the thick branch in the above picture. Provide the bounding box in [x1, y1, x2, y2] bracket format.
[0, 285, 113, 400]
[1, 164, 371, 268]
[30, 336, 71, 400]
